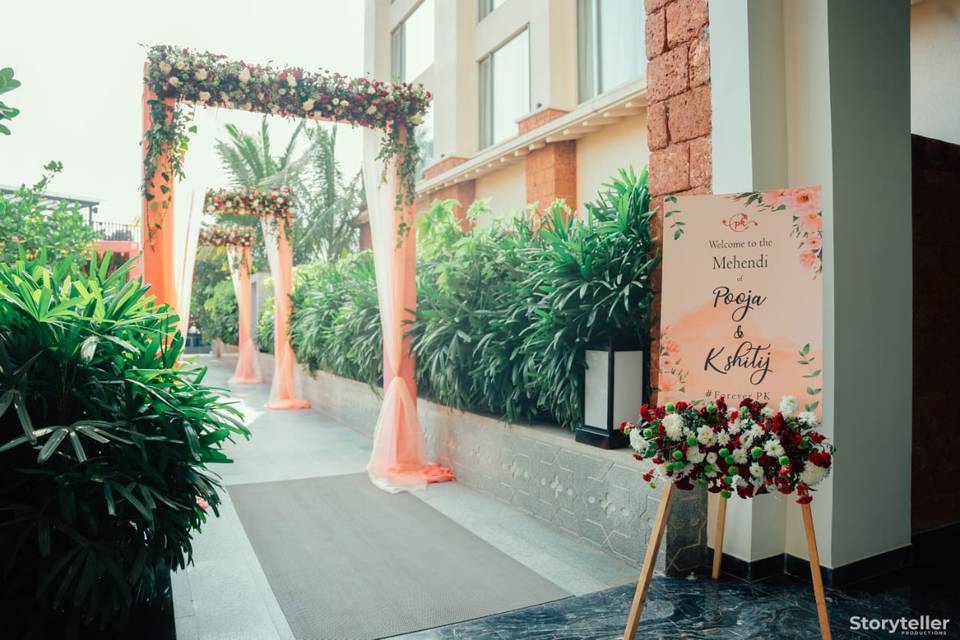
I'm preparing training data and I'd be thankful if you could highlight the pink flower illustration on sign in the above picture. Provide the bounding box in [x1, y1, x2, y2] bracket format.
[729, 185, 823, 277]
[657, 331, 688, 396]
[799, 251, 818, 269]
[798, 211, 822, 233]
[787, 186, 820, 215]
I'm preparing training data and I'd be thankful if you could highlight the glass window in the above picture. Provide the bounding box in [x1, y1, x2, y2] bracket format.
[415, 107, 434, 180]
[478, 0, 507, 21]
[392, 0, 435, 83]
[578, 0, 645, 102]
[479, 30, 530, 148]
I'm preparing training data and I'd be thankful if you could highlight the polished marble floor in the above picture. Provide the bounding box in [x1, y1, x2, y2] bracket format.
[392, 534, 960, 640]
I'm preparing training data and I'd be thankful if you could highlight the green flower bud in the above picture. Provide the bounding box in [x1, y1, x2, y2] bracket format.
[673, 450, 684, 461]
[665, 403, 676, 413]
[799, 438, 809, 449]
[703, 464, 713, 473]
[751, 447, 763, 459]
[643, 427, 653, 438]
[727, 465, 738, 476]
[721, 490, 732, 499]
[718, 448, 730, 458]
[687, 435, 698, 447]
[779, 455, 791, 467]
[707, 403, 717, 413]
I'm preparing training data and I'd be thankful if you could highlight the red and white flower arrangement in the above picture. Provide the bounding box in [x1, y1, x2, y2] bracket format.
[203, 187, 295, 221]
[143, 45, 429, 221]
[197, 224, 256, 247]
[622, 395, 834, 503]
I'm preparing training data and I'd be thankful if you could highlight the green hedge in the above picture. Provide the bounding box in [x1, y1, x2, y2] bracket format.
[285, 167, 657, 430]
[203, 279, 239, 345]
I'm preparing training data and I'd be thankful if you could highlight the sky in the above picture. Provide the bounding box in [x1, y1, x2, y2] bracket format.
[0, 0, 365, 223]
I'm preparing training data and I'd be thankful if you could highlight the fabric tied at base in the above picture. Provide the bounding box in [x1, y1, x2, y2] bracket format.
[366, 368, 455, 494]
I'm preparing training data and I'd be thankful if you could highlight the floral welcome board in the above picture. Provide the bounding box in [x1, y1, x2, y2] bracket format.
[658, 186, 823, 415]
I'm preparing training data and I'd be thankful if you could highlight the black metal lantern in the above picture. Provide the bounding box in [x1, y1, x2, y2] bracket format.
[576, 336, 649, 449]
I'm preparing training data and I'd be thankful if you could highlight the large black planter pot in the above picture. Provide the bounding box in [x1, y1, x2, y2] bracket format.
[6, 570, 176, 640]
[576, 335, 649, 449]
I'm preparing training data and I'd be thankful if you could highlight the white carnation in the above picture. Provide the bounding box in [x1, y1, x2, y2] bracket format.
[763, 440, 785, 458]
[198, 91, 211, 103]
[168, 76, 180, 86]
[749, 463, 764, 478]
[740, 432, 754, 448]
[238, 68, 252, 83]
[706, 451, 718, 464]
[732, 448, 748, 464]
[158, 61, 172, 74]
[798, 412, 819, 427]
[195, 68, 208, 81]
[662, 413, 684, 440]
[686, 447, 705, 464]
[728, 418, 745, 435]
[696, 426, 716, 446]
[749, 424, 764, 437]
[761, 406, 775, 418]
[302, 99, 316, 112]
[779, 396, 799, 418]
[800, 463, 829, 487]
[629, 429, 648, 454]
[717, 431, 730, 446]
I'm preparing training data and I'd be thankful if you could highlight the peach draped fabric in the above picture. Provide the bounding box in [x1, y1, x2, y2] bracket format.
[362, 131, 454, 493]
[227, 244, 263, 384]
[261, 217, 309, 410]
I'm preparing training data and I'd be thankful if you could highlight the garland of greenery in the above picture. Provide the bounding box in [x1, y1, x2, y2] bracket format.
[142, 45, 429, 235]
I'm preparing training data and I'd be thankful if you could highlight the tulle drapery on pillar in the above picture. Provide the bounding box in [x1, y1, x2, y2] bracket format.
[227, 244, 262, 384]
[140, 69, 178, 312]
[362, 131, 455, 493]
[261, 217, 309, 410]
[175, 190, 203, 338]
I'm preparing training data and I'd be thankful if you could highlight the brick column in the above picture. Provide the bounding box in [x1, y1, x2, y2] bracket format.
[526, 141, 577, 213]
[423, 157, 475, 229]
[645, 0, 711, 397]
[517, 109, 577, 214]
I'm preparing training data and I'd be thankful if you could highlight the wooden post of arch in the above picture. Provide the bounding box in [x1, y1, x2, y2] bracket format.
[141, 64, 178, 311]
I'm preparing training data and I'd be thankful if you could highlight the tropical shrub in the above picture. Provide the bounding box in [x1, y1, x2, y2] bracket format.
[288, 167, 658, 430]
[0, 255, 248, 635]
[257, 297, 274, 353]
[203, 279, 239, 345]
[290, 251, 382, 385]
[0, 162, 96, 265]
[189, 245, 231, 342]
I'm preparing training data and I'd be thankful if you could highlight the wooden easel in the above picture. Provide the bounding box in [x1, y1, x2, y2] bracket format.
[623, 490, 833, 640]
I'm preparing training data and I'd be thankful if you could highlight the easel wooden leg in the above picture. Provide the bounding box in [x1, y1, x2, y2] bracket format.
[711, 495, 727, 579]
[623, 483, 675, 640]
[801, 503, 832, 640]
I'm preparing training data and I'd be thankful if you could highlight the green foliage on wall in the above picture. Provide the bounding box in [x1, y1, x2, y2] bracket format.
[285, 167, 657, 430]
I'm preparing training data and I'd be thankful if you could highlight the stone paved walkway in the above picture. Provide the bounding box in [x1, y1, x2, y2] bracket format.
[171, 356, 637, 640]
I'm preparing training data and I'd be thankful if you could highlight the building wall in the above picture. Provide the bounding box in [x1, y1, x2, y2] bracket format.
[577, 114, 649, 211]
[473, 162, 527, 225]
[911, 0, 960, 145]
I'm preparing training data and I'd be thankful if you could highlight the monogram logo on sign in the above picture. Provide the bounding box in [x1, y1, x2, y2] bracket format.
[721, 212, 759, 232]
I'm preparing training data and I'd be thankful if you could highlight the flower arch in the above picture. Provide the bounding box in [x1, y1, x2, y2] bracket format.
[203, 188, 305, 408]
[141, 44, 450, 492]
[197, 224, 261, 386]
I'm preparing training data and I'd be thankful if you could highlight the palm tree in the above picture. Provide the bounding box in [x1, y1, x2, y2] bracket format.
[214, 116, 306, 190]
[215, 117, 361, 263]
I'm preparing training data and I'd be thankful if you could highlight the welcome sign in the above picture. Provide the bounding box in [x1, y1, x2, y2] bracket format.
[657, 186, 823, 414]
